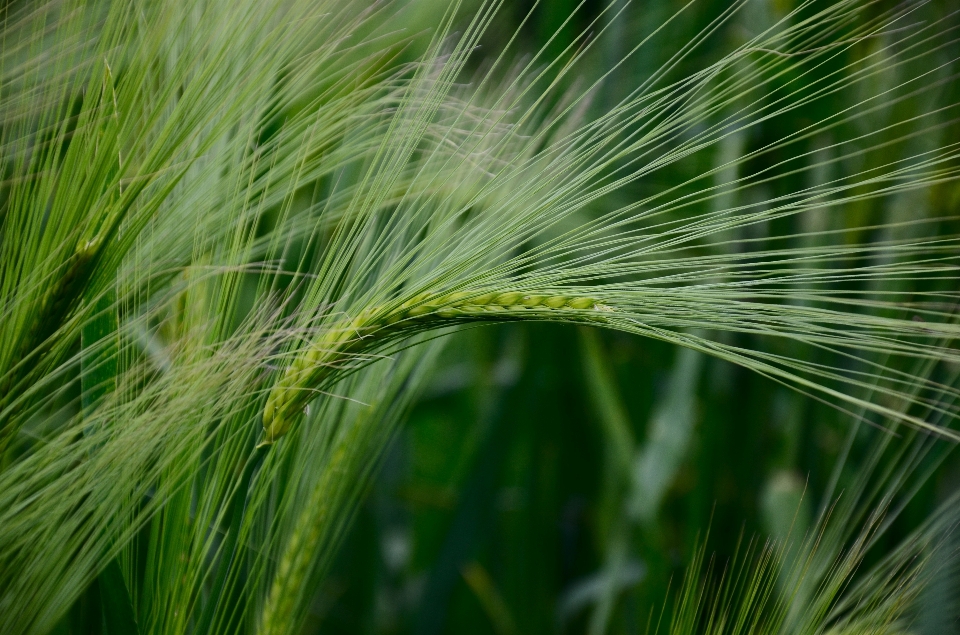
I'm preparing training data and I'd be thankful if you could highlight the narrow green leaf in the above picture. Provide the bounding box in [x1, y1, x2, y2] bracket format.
[579, 328, 635, 476]
[628, 346, 702, 524]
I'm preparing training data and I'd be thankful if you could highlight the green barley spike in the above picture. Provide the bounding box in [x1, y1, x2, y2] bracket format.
[261, 292, 612, 443]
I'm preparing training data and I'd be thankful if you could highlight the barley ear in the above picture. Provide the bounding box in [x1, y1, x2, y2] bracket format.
[261, 292, 611, 443]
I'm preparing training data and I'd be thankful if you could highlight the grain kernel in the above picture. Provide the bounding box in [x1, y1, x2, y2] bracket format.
[406, 304, 435, 317]
[494, 292, 524, 306]
[567, 297, 595, 310]
[544, 296, 568, 308]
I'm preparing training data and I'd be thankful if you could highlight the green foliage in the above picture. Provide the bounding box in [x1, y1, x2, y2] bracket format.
[1, 0, 959, 634]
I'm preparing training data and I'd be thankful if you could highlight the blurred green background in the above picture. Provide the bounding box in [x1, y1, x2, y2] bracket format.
[299, 1, 960, 633]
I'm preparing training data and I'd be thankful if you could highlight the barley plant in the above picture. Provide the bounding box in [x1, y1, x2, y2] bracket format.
[1, 0, 960, 633]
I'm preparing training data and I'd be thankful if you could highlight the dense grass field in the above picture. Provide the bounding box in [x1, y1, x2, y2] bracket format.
[2, 1, 959, 634]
